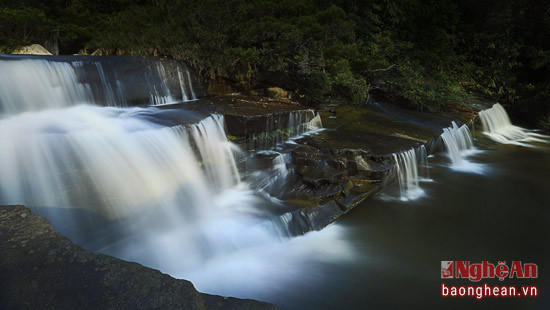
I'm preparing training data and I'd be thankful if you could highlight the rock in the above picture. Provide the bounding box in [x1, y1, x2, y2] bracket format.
[265, 87, 288, 99]
[247, 151, 282, 170]
[0, 205, 277, 310]
[13, 44, 52, 55]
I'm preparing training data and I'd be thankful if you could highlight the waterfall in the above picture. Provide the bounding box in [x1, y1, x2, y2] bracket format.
[289, 110, 323, 137]
[440, 121, 474, 165]
[0, 56, 199, 115]
[0, 106, 238, 220]
[186, 70, 197, 100]
[251, 110, 323, 149]
[0, 104, 297, 272]
[245, 151, 293, 202]
[0, 59, 92, 114]
[479, 103, 550, 147]
[392, 148, 424, 201]
[0, 55, 352, 300]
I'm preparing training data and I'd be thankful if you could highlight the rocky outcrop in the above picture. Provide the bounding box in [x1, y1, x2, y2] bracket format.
[158, 95, 476, 235]
[159, 94, 317, 150]
[264, 101, 477, 234]
[12, 44, 52, 55]
[0, 205, 277, 310]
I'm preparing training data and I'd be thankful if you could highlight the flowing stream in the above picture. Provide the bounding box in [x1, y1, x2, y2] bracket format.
[0, 56, 548, 309]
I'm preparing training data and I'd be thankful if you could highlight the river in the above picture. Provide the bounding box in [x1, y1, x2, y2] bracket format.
[263, 137, 550, 309]
[1, 55, 548, 309]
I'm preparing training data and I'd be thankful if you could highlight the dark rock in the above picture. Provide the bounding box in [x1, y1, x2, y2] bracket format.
[247, 151, 281, 170]
[0, 205, 278, 310]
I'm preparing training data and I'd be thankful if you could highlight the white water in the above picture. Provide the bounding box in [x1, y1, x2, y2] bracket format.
[439, 121, 482, 172]
[0, 106, 237, 219]
[252, 110, 324, 149]
[392, 148, 424, 201]
[290, 110, 323, 136]
[0, 57, 197, 115]
[479, 103, 550, 147]
[0, 56, 352, 302]
[0, 59, 92, 113]
[0, 103, 350, 299]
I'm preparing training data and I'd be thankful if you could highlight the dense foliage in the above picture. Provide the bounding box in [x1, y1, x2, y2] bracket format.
[1, 0, 549, 125]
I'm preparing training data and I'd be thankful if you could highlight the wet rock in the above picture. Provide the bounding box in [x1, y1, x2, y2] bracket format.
[0, 205, 277, 310]
[247, 151, 282, 170]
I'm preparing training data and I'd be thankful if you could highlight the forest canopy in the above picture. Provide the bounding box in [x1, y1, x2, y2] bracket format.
[1, 0, 549, 126]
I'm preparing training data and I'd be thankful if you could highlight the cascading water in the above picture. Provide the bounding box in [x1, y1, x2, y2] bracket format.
[0, 55, 199, 115]
[0, 59, 92, 113]
[392, 148, 424, 201]
[290, 110, 323, 136]
[0, 55, 350, 301]
[418, 145, 430, 179]
[0, 106, 238, 225]
[251, 110, 323, 149]
[479, 103, 550, 147]
[440, 121, 474, 165]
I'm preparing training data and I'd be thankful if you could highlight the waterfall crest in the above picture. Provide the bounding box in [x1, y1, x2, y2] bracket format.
[479, 103, 550, 147]
[0, 56, 199, 115]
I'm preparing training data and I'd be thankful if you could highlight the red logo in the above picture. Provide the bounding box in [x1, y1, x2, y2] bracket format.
[442, 261, 454, 278]
[441, 261, 537, 281]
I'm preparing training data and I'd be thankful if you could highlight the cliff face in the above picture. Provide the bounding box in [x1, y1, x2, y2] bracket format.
[0, 205, 277, 310]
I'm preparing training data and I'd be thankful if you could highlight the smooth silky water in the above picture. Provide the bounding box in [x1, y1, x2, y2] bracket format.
[0, 56, 347, 306]
[265, 133, 550, 310]
[1, 56, 548, 309]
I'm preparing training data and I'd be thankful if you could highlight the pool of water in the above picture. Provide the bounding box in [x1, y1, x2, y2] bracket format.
[265, 139, 550, 309]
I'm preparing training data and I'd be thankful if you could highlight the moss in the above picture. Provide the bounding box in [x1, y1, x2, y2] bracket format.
[226, 135, 240, 142]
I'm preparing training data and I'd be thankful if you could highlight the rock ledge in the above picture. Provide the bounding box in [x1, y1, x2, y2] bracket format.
[0, 205, 277, 310]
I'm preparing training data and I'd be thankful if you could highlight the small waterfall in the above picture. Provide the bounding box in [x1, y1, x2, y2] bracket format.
[289, 110, 323, 136]
[440, 121, 474, 165]
[245, 151, 293, 201]
[0, 56, 200, 115]
[186, 70, 197, 100]
[177, 67, 189, 101]
[251, 110, 323, 149]
[418, 145, 430, 179]
[392, 148, 423, 201]
[479, 103, 550, 147]
[190, 115, 241, 190]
